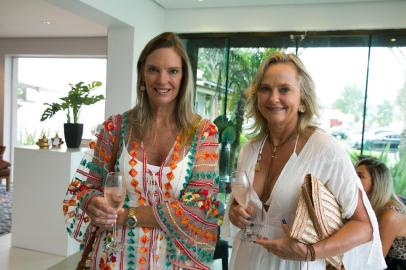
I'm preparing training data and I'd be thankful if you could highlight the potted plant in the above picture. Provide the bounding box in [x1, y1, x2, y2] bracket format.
[214, 115, 237, 189]
[40, 81, 104, 148]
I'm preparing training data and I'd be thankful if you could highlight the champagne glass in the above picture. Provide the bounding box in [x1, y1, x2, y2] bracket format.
[104, 171, 126, 252]
[231, 171, 254, 241]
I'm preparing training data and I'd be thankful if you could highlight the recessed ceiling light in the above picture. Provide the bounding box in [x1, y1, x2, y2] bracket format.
[198, 0, 204, 2]
[390, 38, 397, 42]
[40, 20, 52, 25]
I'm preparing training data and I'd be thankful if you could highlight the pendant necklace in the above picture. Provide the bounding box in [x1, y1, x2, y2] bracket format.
[255, 130, 298, 172]
[269, 130, 297, 159]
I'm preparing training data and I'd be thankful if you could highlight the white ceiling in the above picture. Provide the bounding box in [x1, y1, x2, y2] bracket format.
[0, 0, 392, 38]
[152, 0, 386, 9]
[0, 0, 107, 38]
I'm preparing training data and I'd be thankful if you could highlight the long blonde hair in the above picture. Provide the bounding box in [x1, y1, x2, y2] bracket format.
[356, 157, 406, 215]
[245, 52, 319, 141]
[129, 32, 200, 143]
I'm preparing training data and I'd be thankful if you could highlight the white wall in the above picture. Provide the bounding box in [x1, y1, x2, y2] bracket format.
[0, 37, 107, 159]
[164, 1, 406, 32]
[105, 27, 135, 117]
[50, 0, 141, 116]
[79, 0, 165, 114]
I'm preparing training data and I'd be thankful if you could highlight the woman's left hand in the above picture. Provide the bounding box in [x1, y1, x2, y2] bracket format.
[254, 223, 307, 260]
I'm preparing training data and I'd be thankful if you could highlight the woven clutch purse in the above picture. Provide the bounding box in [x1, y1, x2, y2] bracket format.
[290, 174, 344, 269]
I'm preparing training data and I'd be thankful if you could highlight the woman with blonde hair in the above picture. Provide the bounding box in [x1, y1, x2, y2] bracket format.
[222, 52, 386, 269]
[356, 157, 406, 269]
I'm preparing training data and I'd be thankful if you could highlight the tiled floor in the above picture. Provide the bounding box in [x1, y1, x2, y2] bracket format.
[0, 233, 226, 270]
[0, 182, 229, 269]
[0, 234, 66, 270]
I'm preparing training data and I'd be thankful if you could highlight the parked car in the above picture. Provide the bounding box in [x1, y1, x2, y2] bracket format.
[346, 129, 400, 151]
[364, 131, 400, 151]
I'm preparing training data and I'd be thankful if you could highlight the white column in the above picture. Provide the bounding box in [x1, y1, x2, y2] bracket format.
[105, 26, 136, 117]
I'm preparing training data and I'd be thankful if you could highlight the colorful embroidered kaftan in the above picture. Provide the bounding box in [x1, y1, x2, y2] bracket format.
[63, 112, 221, 270]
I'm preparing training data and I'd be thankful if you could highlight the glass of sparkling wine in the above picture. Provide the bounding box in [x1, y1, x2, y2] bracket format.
[231, 171, 254, 241]
[104, 171, 126, 252]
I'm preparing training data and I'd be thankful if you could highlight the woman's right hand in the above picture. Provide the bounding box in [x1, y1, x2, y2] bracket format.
[229, 201, 256, 229]
[86, 196, 118, 229]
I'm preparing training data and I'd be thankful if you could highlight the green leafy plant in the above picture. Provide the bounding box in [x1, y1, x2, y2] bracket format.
[213, 115, 237, 144]
[40, 81, 104, 124]
[214, 115, 237, 191]
[392, 153, 406, 197]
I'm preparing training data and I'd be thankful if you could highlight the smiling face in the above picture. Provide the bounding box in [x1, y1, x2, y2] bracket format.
[356, 164, 373, 196]
[257, 62, 302, 129]
[143, 47, 183, 110]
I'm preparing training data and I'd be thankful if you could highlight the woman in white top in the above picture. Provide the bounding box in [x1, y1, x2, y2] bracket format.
[222, 52, 386, 269]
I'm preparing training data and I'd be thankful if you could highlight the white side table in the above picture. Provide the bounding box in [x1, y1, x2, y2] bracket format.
[11, 145, 85, 256]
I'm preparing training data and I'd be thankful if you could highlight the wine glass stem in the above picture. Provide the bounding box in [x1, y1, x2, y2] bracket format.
[245, 224, 252, 237]
[113, 221, 117, 241]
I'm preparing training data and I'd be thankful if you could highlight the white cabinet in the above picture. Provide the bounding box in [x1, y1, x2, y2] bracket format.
[11, 146, 85, 256]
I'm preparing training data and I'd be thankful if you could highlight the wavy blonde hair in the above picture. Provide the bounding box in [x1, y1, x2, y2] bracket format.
[245, 52, 319, 141]
[356, 157, 406, 215]
[129, 32, 200, 143]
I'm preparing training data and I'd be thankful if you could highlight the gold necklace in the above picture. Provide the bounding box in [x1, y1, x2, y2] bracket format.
[255, 130, 297, 172]
[269, 130, 297, 159]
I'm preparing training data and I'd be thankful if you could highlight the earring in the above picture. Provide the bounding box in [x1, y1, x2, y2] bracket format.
[140, 85, 146, 91]
[298, 104, 306, 113]
[138, 89, 145, 111]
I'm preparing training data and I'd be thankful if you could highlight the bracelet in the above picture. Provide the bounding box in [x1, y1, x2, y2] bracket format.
[305, 243, 309, 261]
[307, 244, 316, 261]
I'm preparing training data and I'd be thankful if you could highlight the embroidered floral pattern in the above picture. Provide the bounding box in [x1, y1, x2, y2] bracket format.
[63, 113, 222, 270]
[152, 120, 222, 269]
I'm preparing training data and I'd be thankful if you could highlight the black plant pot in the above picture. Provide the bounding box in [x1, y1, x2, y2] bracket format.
[64, 123, 83, 148]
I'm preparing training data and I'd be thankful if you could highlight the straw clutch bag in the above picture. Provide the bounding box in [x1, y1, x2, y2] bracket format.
[290, 174, 344, 269]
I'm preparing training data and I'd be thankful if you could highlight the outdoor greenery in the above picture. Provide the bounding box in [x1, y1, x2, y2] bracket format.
[18, 129, 37, 146]
[214, 114, 237, 186]
[369, 100, 394, 127]
[332, 84, 400, 128]
[333, 84, 364, 123]
[40, 81, 104, 124]
[214, 115, 237, 145]
[198, 47, 278, 173]
[196, 46, 406, 198]
[396, 80, 406, 158]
